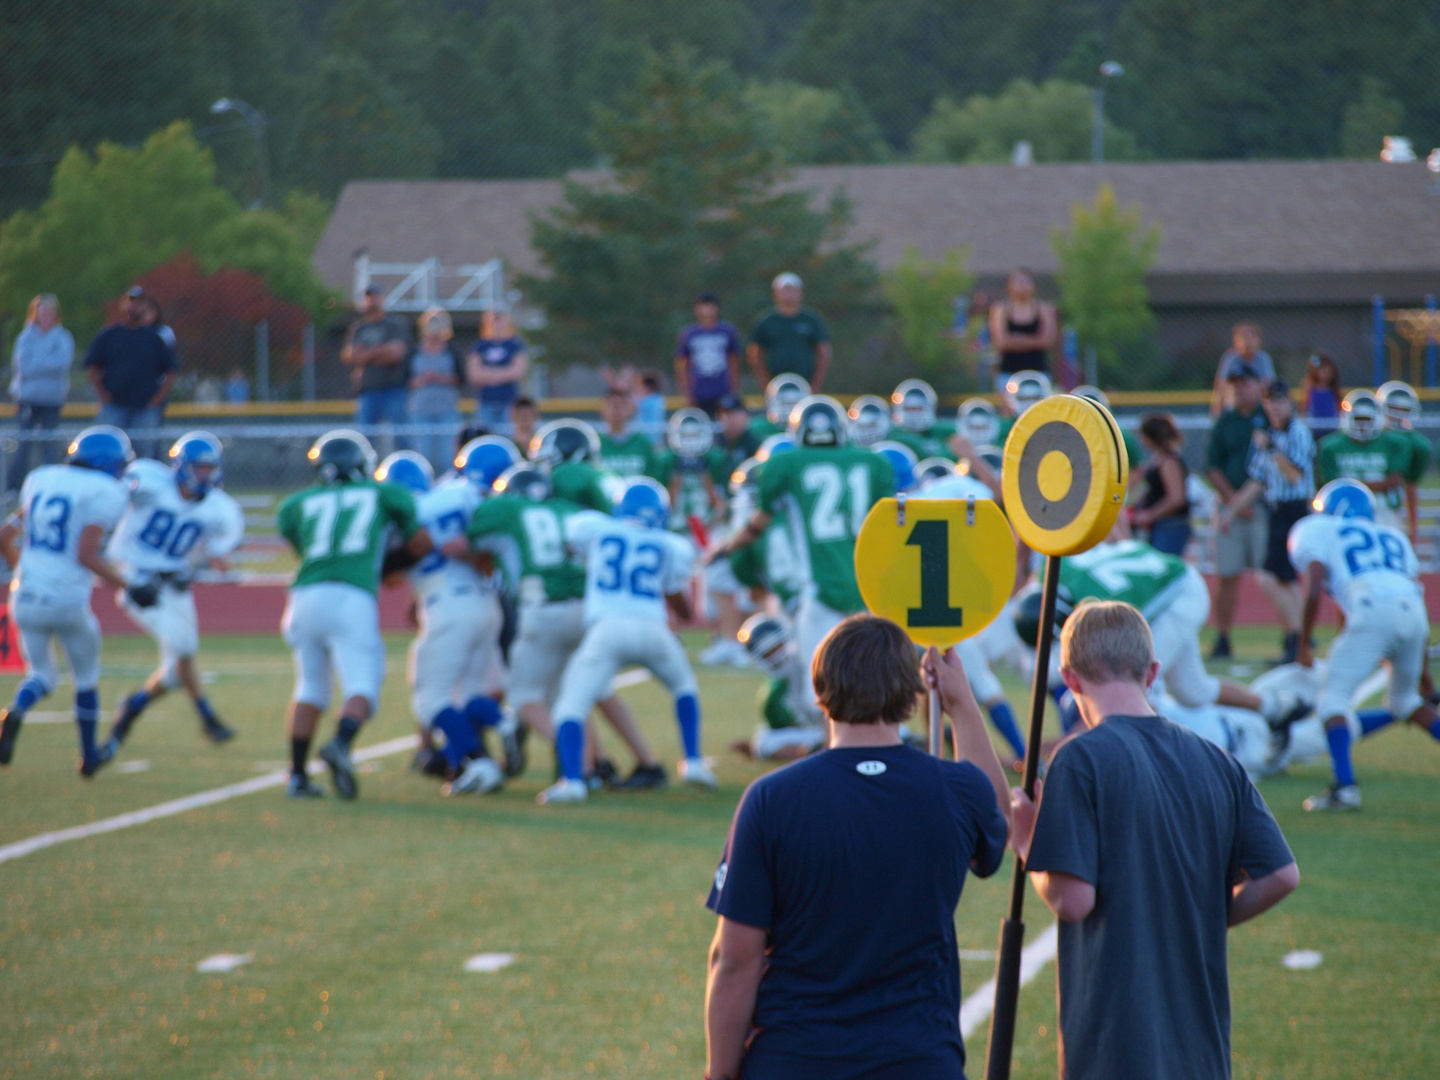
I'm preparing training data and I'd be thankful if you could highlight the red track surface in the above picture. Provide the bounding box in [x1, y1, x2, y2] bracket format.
[86, 572, 1440, 636]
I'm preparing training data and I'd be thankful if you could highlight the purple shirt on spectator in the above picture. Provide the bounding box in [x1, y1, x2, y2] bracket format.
[676, 321, 741, 403]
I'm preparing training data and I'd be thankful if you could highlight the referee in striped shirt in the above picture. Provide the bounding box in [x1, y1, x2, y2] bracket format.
[1218, 377, 1316, 663]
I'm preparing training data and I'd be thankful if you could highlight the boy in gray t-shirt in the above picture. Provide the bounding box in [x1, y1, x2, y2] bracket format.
[1011, 600, 1297, 1080]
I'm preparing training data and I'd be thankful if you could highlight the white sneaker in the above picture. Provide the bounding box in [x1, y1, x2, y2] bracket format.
[536, 778, 588, 805]
[1303, 783, 1361, 811]
[679, 757, 717, 789]
[699, 639, 736, 666]
[444, 756, 504, 796]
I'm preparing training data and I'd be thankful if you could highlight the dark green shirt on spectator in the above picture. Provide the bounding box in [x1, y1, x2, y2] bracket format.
[749, 308, 830, 383]
[1207, 407, 1265, 491]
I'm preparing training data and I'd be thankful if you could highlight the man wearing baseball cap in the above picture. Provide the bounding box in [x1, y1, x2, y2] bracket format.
[83, 285, 178, 455]
[747, 272, 832, 391]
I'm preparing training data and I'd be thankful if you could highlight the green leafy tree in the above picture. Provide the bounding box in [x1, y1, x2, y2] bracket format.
[881, 247, 972, 375]
[0, 123, 331, 345]
[286, 53, 439, 199]
[1051, 184, 1160, 385]
[525, 49, 878, 369]
[1340, 77, 1408, 158]
[743, 81, 889, 164]
[912, 80, 1142, 163]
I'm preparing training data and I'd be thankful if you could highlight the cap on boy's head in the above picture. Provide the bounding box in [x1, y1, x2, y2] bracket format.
[1264, 377, 1291, 399]
[716, 393, 746, 413]
[772, 272, 803, 291]
[695, 290, 719, 305]
[1226, 361, 1260, 382]
[363, 283, 383, 295]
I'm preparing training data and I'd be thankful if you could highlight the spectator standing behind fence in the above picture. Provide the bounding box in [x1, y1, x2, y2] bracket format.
[747, 273, 831, 391]
[341, 284, 412, 446]
[8, 293, 74, 487]
[676, 291, 742, 416]
[407, 307, 464, 474]
[467, 307, 529, 436]
[1210, 321, 1275, 417]
[1218, 378, 1314, 664]
[1131, 414, 1191, 556]
[1300, 353, 1342, 435]
[1205, 363, 1274, 661]
[1010, 600, 1297, 1080]
[988, 269, 1057, 390]
[83, 286, 177, 453]
[705, 616, 1010, 1080]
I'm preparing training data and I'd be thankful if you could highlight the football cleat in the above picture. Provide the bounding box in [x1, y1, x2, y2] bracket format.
[679, 757, 717, 790]
[443, 756, 504, 796]
[319, 737, 358, 800]
[78, 746, 112, 778]
[613, 763, 669, 791]
[497, 712, 527, 777]
[202, 716, 236, 743]
[1303, 784, 1361, 812]
[0, 709, 23, 765]
[589, 758, 620, 791]
[412, 745, 449, 778]
[287, 774, 326, 799]
[536, 778, 588, 805]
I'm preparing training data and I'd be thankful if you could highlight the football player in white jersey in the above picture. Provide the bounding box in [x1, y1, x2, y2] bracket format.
[1289, 478, 1439, 810]
[0, 427, 137, 775]
[101, 431, 245, 759]
[379, 446, 512, 797]
[541, 478, 710, 804]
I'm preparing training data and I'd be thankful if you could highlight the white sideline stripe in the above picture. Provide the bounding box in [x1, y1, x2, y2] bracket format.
[958, 922, 1059, 1039]
[0, 735, 417, 867]
[0, 673, 656, 866]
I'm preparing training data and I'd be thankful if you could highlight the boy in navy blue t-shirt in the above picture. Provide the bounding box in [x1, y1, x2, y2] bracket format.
[705, 616, 1011, 1080]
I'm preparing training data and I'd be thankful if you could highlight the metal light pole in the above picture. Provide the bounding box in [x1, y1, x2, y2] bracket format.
[1091, 61, 1124, 164]
[210, 97, 271, 208]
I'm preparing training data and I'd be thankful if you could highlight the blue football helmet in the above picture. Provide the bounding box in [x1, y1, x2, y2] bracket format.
[168, 430, 224, 498]
[872, 440, 918, 492]
[375, 450, 434, 494]
[617, 476, 671, 530]
[455, 436, 520, 492]
[1314, 478, 1376, 519]
[68, 425, 134, 478]
[756, 433, 795, 463]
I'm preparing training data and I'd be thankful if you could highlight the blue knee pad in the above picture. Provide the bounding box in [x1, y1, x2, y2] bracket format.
[464, 696, 502, 729]
[432, 706, 479, 769]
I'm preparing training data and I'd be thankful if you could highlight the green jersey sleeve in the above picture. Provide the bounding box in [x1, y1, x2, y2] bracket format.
[379, 482, 421, 538]
[757, 453, 794, 516]
[1406, 431, 1433, 484]
[761, 677, 797, 729]
[1316, 433, 1340, 484]
[1121, 428, 1145, 472]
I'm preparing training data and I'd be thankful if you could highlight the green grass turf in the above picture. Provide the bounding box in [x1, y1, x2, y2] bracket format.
[0, 625, 1437, 1078]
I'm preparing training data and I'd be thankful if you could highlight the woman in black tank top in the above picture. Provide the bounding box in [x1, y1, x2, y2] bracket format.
[1132, 413, 1191, 556]
[989, 268, 1057, 376]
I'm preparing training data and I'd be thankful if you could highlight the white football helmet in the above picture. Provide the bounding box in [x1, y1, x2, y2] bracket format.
[892, 379, 938, 432]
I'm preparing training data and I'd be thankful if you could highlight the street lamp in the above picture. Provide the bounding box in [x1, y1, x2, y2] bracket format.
[210, 97, 270, 208]
[1092, 61, 1124, 164]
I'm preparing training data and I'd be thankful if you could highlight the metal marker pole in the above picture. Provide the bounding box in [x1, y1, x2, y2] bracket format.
[984, 551, 1062, 1080]
[929, 689, 943, 757]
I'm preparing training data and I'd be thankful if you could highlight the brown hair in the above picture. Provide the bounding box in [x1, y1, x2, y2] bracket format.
[1301, 353, 1342, 397]
[812, 615, 924, 725]
[1139, 413, 1182, 453]
[1060, 600, 1154, 685]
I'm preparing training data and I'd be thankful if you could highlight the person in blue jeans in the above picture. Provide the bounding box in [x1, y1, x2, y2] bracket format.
[467, 307, 529, 436]
[84, 286, 177, 458]
[342, 284, 412, 449]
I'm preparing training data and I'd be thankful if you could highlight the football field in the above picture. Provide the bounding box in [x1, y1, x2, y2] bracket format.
[1, 628, 1437, 1079]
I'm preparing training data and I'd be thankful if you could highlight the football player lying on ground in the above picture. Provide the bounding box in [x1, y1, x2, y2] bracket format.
[730, 613, 826, 762]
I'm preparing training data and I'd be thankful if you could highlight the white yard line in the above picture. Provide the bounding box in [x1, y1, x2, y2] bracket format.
[0, 671, 655, 867]
[959, 922, 1059, 1039]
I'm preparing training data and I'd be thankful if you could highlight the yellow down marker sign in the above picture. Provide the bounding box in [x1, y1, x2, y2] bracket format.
[854, 497, 1017, 648]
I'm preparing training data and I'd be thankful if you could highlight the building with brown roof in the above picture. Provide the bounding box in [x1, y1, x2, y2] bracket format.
[314, 160, 1440, 387]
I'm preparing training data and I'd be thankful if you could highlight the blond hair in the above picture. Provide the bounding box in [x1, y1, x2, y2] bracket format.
[26, 293, 60, 326]
[418, 307, 452, 340]
[1060, 600, 1154, 685]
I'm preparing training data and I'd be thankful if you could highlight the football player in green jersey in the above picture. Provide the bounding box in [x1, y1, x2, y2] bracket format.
[888, 379, 958, 461]
[455, 465, 661, 796]
[276, 429, 432, 799]
[732, 613, 826, 761]
[1378, 380, 1432, 543]
[531, 418, 613, 512]
[597, 387, 662, 481]
[659, 408, 724, 532]
[996, 369, 1052, 447]
[1317, 390, 1411, 529]
[749, 373, 809, 441]
[1026, 533, 1307, 729]
[719, 395, 895, 701]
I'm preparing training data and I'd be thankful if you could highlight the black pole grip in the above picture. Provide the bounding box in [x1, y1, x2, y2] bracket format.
[984, 554, 1062, 1080]
[984, 917, 1028, 1080]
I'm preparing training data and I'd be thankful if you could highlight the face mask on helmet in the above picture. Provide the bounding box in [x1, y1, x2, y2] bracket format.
[1004, 370, 1052, 414]
[891, 380, 937, 432]
[667, 408, 715, 458]
[766, 374, 811, 425]
[738, 614, 795, 677]
[168, 430, 224, 499]
[1340, 391, 1380, 442]
[494, 464, 553, 502]
[789, 395, 848, 447]
[847, 395, 891, 446]
[308, 428, 377, 483]
[530, 419, 600, 467]
[1378, 381, 1420, 430]
[957, 399, 1000, 446]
